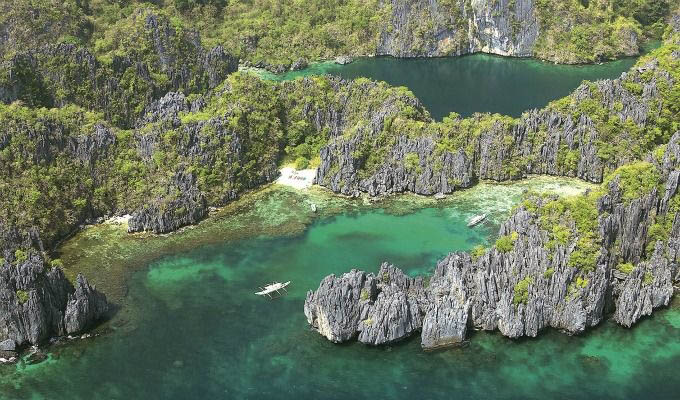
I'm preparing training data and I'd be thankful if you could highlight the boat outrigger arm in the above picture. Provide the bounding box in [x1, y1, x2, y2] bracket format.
[255, 281, 291, 298]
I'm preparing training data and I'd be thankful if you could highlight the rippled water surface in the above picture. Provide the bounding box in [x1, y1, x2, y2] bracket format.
[5, 179, 680, 399]
[255, 55, 638, 119]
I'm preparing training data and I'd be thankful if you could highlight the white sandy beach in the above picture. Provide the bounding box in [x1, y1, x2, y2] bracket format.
[105, 214, 131, 225]
[276, 167, 317, 189]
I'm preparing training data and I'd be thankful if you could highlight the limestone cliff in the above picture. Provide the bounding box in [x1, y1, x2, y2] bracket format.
[0, 226, 108, 351]
[377, 0, 539, 58]
[306, 130, 680, 349]
[315, 55, 673, 197]
[306, 134, 680, 348]
[0, 11, 238, 128]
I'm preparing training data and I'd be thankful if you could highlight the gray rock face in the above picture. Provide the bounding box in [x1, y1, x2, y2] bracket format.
[377, 0, 539, 58]
[290, 58, 309, 71]
[319, 133, 473, 197]
[316, 60, 671, 197]
[357, 264, 428, 345]
[613, 247, 675, 327]
[421, 296, 470, 349]
[128, 171, 208, 234]
[334, 56, 353, 65]
[671, 14, 680, 34]
[0, 12, 238, 128]
[0, 226, 108, 348]
[304, 264, 427, 345]
[0, 339, 15, 352]
[304, 269, 376, 343]
[64, 275, 110, 334]
[125, 90, 280, 233]
[306, 135, 680, 348]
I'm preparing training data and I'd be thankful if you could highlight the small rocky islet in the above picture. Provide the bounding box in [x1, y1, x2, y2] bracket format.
[0, 1, 679, 396]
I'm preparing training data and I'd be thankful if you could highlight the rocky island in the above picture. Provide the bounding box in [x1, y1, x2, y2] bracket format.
[0, 0, 678, 382]
[304, 10, 680, 348]
[306, 134, 680, 348]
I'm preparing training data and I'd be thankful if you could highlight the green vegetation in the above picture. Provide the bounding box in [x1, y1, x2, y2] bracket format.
[602, 162, 661, 204]
[646, 194, 680, 254]
[0, 3, 678, 276]
[617, 263, 635, 275]
[544, 268, 555, 279]
[14, 250, 27, 264]
[551, 224, 572, 247]
[530, 190, 602, 273]
[567, 275, 590, 299]
[16, 290, 29, 304]
[360, 288, 371, 301]
[643, 271, 654, 285]
[0, 70, 430, 247]
[471, 245, 486, 260]
[0, 0, 672, 71]
[496, 232, 519, 253]
[533, 0, 672, 63]
[404, 153, 420, 171]
[295, 157, 310, 170]
[513, 276, 534, 305]
[575, 276, 589, 289]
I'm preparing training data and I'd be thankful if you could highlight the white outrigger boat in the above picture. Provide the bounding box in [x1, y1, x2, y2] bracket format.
[467, 214, 487, 227]
[255, 281, 291, 298]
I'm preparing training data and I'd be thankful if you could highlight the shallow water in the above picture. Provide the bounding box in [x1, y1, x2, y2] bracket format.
[253, 55, 637, 119]
[5, 178, 680, 399]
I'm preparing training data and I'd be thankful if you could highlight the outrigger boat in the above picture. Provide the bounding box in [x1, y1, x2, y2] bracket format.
[255, 281, 291, 298]
[467, 214, 487, 227]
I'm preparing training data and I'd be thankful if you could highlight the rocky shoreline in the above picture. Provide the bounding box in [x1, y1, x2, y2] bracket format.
[0, 6, 678, 362]
[0, 226, 109, 361]
[239, 0, 650, 73]
[304, 132, 680, 349]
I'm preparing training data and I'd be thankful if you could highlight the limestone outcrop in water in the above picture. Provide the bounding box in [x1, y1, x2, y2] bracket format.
[306, 133, 680, 348]
[315, 55, 673, 197]
[0, 226, 109, 351]
[0, 4, 677, 358]
[304, 264, 428, 345]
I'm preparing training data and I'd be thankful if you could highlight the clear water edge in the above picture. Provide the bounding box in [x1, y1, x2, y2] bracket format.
[6, 177, 680, 399]
[2, 47, 675, 398]
[244, 53, 640, 119]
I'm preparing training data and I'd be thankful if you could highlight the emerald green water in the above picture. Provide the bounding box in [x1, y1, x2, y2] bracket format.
[251, 54, 637, 119]
[3, 179, 680, 399]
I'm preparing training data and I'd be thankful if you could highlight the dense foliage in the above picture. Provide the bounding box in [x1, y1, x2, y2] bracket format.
[0, 3, 678, 273]
[1, 0, 676, 69]
[0, 71, 426, 246]
[533, 0, 676, 63]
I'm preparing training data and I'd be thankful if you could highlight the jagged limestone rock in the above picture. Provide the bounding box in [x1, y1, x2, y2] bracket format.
[377, 0, 539, 58]
[64, 274, 110, 334]
[306, 135, 680, 348]
[128, 172, 208, 234]
[303, 269, 376, 343]
[613, 247, 675, 328]
[0, 12, 238, 128]
[316, 64, 672, 198]
[357, 264, 427, 345]
[0, 226, 108, 348]
[421, 296, 470, 350]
